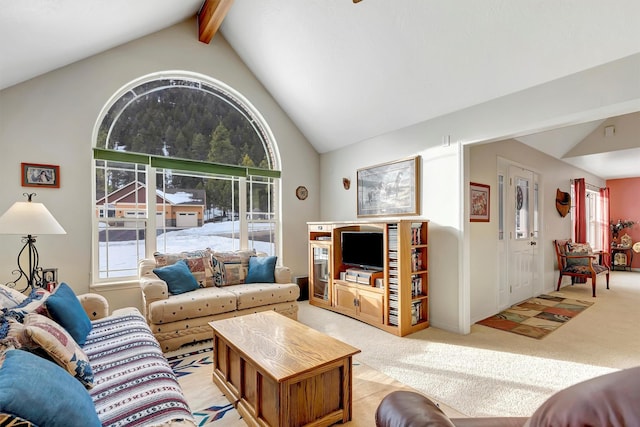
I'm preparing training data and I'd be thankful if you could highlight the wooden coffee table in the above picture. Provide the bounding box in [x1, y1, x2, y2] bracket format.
[209, 311, 361, 427]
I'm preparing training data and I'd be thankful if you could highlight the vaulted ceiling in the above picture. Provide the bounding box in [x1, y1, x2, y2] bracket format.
[1, 0, 639, 179]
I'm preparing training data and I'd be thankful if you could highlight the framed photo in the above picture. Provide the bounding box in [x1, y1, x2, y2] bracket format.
[21, 163, 60, 188]
[357, 156, 420, 217]
[41, 268, 59, 292]
[470, 182, 490, 222]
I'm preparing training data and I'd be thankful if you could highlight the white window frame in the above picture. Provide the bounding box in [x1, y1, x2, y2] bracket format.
[91, 71, 281, 284]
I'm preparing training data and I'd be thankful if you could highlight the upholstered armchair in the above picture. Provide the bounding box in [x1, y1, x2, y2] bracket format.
[553, 239, 609, 297]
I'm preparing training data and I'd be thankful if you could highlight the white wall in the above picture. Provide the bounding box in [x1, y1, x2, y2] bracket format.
[0, 18, 318, 308]
[469, 139, 606, 323]
[320, 52, 640, 334]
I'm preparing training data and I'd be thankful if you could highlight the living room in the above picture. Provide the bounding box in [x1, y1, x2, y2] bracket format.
[1, 2, 640, 425]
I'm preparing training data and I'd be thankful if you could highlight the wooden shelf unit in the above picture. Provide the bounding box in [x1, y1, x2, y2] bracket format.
[308, 219, 429, 336]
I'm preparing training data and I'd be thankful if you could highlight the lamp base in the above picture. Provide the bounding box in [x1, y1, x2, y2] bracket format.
[4, 235, 42, 293]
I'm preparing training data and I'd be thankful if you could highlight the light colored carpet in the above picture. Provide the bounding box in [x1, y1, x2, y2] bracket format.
[297, 271, 640, 418]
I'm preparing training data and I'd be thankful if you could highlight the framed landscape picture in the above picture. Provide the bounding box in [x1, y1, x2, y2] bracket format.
[357, 156, 420, 217]
[470, 182, 490, 222]
[21, 163, 60, 188]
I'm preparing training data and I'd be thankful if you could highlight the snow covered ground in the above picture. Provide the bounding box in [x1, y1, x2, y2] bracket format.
[100, 221, 274, 278]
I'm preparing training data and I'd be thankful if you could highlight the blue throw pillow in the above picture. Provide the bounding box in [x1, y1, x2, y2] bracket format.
[153, 259, 200, 295]
[0, 349, 101, 427]
[245, 256, 277, 283]
[45, 283, 92, 346]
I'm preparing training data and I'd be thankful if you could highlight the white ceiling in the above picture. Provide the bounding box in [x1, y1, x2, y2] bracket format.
[1, 0, 639, 179]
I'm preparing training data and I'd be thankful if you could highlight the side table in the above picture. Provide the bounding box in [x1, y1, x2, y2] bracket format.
[611, 246, 633, 271]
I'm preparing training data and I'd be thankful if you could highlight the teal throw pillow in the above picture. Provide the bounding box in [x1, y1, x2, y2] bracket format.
[0, 349, 101, 427]
[566, 251, 590, 266]
[153, 259, 200, 295]
[245, 256, 277, 283]
[45, 283, 92, 346]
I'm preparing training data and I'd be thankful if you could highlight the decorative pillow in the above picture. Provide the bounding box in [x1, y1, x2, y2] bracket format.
[211, 255, 227, 287]
[565, 251, 591, 267]
[153, 259, 200, 295]
[10, 313, 94, 388]
[0, 349, 101, 427]
[0, 315, 18, 353]
[245, 256, 277, 283]
[45, 283, 92, 346]
[212, 249, 256, 286]
[0, 284, 26, 309]
[528, 366, 640, 427]
[154, 249, 214, 287]
[567, 242, 592, 255]
[2, 289, 50, 323]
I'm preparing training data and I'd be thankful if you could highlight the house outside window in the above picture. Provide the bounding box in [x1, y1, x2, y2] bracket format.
[93, 72, 280, 282]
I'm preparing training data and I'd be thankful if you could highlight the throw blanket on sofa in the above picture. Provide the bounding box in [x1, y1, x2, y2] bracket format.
[83, 314, 195, 427]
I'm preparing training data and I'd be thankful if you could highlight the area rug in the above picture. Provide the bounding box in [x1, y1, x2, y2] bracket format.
[476, 294, 594, 339]
[165, 342, 244, 426]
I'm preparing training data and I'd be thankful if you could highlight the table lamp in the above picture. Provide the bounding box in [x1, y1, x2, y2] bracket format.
[0, 192, 66, 292]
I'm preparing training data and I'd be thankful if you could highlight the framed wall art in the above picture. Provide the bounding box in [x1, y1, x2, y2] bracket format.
[470, 182, 490, 222]
[357, 156, 420, 217]
[21, 163, 60, 188]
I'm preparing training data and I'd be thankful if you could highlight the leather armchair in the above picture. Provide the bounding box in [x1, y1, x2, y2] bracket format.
[376, 366, 640, 427]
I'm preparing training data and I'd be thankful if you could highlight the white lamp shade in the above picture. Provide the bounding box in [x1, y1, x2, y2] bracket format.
[0, 201, 66, 235]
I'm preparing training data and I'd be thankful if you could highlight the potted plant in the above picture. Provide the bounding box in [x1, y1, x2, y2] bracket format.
[610, 219, 636, 243]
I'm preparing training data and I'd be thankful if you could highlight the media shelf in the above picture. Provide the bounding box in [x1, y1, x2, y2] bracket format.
[308, 219, 429, 336]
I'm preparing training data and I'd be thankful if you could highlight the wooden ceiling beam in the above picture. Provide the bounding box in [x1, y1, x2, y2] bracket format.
[198, 0, 235, 44]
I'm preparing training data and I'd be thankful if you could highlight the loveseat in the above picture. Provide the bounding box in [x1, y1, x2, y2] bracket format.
[375, 366, 640, 427]
[139, 248, 300, 351]
[0, 283, 195, 427]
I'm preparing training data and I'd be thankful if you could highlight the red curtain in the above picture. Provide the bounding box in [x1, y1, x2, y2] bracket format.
[600, 187, 610, 266]
[573, 179, 587, 282]
[574, 178, 586, 243]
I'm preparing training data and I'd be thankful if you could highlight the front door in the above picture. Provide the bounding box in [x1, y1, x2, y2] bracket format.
[508, 166, 539, 304]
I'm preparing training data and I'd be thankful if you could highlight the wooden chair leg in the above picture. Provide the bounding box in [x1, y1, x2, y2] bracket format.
[557, 274, 563, 291]
[606, 272, 610, 289]
[591, 274, 596, 297]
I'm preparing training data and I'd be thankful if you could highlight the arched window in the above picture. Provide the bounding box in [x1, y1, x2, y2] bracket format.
[92, 72, 280, 281]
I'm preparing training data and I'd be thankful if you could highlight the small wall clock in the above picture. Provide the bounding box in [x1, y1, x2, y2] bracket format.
[296, 186, 308, 200]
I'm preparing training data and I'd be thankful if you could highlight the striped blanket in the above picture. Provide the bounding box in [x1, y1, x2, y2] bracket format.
[83, 313, 195, 427]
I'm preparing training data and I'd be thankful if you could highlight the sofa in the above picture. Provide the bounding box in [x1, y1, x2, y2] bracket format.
[139, 248, 300, 351]
[0, 283, 195, 427]
[375, 366, 640, 427]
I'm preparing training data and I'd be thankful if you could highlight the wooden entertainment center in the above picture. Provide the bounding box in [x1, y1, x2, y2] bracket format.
[308, 219, 429, 336]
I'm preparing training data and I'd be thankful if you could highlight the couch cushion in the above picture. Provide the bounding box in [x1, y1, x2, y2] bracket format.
[45, 282, 92, 346]
[147, 286, 238, 324]
[0, 349, 101, 427]
[154, 248, 214, 287]
[246, 255, 277, 283]
[528, 366, 640, 427]
[9, 313, 94, 388]
[212, 249, 256, 286]
[153, 259, 200, 295]
[225, 282, 300, 310]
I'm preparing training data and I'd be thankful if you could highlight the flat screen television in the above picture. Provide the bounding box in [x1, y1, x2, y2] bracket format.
[341, 231, 384, 270]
